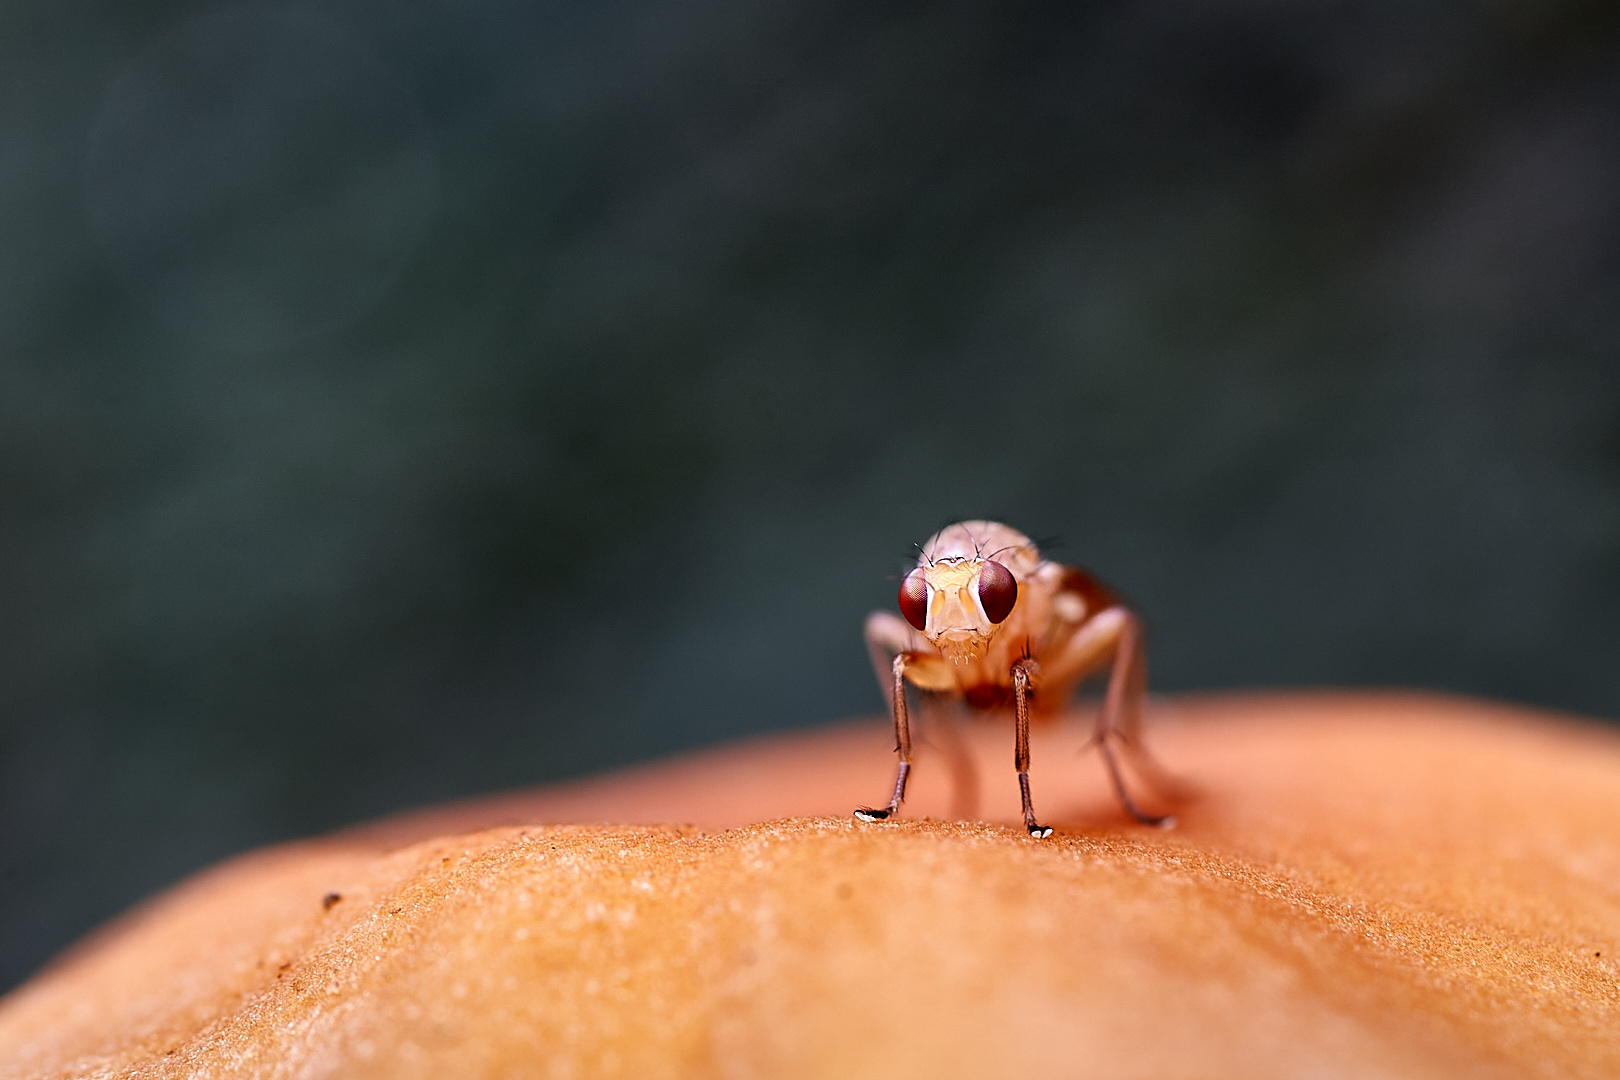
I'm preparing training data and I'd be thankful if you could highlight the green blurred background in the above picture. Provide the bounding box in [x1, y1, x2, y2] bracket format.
[2, 0, 1618, 991]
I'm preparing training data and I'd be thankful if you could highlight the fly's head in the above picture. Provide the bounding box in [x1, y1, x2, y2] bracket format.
[897, 521, 1038, 665]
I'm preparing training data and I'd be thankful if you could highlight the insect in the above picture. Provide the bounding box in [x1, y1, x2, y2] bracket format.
[854, 520, 1176, 837]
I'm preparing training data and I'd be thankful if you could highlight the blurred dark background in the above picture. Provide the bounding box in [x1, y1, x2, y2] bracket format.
[2, 0, 1618, 993]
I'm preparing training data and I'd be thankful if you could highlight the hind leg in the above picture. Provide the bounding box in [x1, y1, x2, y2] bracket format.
[1038, 607, 1177, 825]
[1093, 614, 1175, 826]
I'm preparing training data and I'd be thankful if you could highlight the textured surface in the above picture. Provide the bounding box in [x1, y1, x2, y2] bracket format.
[3, 693, 1619, 1078]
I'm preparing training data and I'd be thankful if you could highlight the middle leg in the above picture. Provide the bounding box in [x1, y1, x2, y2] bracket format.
[919, 703, 980, 822]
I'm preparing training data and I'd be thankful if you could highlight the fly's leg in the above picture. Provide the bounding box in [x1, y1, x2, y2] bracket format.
[931, 709, 980, 821]
[1012, 661, 1052, 838]
[1096, 616, 1176, 827]
[1108, 647, 1194, 803]
[861, 611, 978, 822]
[855, 653, 914, 822]
[864, 611, 927, 711]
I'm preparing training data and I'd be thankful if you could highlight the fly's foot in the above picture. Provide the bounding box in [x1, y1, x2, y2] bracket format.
[853, 807, 893, 822]
[1124, 805, 1176, 829]
[1027, 823, 1053, 839]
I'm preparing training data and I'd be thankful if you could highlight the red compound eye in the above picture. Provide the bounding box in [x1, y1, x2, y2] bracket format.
[898, 569, 929, 631]
[977, 560, 1017, 623]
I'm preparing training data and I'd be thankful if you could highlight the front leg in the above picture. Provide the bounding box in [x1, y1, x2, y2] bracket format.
[855, 653, 916, 822]
[861, 612, 973, 821]
[1012, 660, 1053, 838]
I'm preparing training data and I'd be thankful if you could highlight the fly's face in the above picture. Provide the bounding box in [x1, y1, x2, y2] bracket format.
[898, 556, 1020, 665]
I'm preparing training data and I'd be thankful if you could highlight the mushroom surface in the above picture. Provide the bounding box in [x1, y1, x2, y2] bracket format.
[2, 692, 1618, 1079]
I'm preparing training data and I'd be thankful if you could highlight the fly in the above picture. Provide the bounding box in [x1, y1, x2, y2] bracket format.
[854, 520, 1178, 837]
